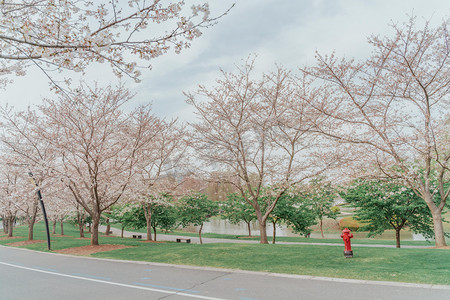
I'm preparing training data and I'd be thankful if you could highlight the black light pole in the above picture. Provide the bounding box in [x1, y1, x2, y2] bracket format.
[28, 172, 51, 250]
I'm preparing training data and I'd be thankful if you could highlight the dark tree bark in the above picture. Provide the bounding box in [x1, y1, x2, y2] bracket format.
[272, 220, 277, 244]
[7, 216, 15, 237]
[76, 211, 85, 238]
[199, 223, 204, 244]
[2, 216, 8, 234]
[91, 212, 100, 245]
[143, 203, 153, 241]
[395, 228, 401, 249]
[60, 218, 64, 235]
[105, 217, 110, 235]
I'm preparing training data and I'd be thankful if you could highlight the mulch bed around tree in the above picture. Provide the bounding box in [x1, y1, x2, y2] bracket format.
[238, 236, 257, 239]
[0, 236, 24, 240]
[54, 244, 132, 255]
[7, 240, 45, 246]
[74, 237, 90, 240]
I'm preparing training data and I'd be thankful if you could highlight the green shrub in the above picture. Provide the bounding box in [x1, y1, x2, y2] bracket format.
[331, 206, 341, 214]
[338, 217, 360, 231]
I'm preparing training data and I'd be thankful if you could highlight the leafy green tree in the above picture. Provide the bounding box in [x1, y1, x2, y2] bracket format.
[150, 203, 178, 241]
[341, 180, 435, 248]
[280, 193, 317, 240]
[221, 193, 256, 236]
[305, 179, 339, 238]
[177, 193, 219, 244]
[261, 190, 317, 243]
[106, 204, 145, 238]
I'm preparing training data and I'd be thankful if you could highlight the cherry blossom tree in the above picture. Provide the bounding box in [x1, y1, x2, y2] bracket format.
[0, 155, 40, 240]
[128, 118, 187, 241]
[303, 178, 338, 239]
[44, 180, 75, 236]
[301, 17, 450, 247]
[0, 107, 56, 240]
[0, 1, 233, 85]
[13, 176, 40, 241]
[186, 59, 342, 244]
[0, 161, 20, 237]
[35, 82, 159, 245]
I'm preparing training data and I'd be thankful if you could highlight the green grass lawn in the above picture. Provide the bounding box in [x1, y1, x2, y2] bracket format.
[1, 223, 449, 285]
[93, 243, 450, 285]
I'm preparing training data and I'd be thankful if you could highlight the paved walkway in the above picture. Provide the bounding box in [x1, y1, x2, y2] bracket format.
[99, 226, 430, 248]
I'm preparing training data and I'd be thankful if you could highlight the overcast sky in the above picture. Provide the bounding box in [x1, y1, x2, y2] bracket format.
[1, 0, 449, 121]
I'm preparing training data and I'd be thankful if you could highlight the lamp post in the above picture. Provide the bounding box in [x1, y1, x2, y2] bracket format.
[28, 172, 51, 250]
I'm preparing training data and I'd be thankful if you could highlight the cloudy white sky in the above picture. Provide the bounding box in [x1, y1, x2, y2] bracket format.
[1, 0, 449, 121]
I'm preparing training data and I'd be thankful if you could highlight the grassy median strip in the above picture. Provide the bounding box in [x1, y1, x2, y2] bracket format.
[1, 223, 449, 285]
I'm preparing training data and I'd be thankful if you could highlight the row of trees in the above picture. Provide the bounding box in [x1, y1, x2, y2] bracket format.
[105, 179, 337, 244]
[107, 178, 439, 248]
[184, 16, 450, 246]
[0, 83, 190, 245]
[0, 16, 449, 247]
[3, 174, 438, 250]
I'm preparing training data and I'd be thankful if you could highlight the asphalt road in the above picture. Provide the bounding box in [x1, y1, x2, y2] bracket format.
[1, 246, 449, 300]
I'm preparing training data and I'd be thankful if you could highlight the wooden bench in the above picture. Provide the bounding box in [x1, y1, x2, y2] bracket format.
[132, 235, 142, 239]
[176, 238, 191, 243]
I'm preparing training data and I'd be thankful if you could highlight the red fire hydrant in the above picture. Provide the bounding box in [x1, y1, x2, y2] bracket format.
[341, 228, 353, 258]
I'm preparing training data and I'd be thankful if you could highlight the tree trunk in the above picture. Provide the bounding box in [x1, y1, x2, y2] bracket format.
[424, 191, 447, 247]
[246, 221, 251, 237]
[121, 226, 124, 238]
[320, 218, 324, 239]
[60, 219, 64, 236]
[153, 227, 157, 241]
[258, 221, 268, 244]
[91, 215, 100, 245]
[2, 216, 8, 234]
[105, 217, 110, 235]
[255, 209, 268, 244]
[27, 201, 39, 240]
[146, 218, 153, 241]
[7, 216, 14, 237]
[199, 223, 203, 244]
[79, 216, 85, 238]
[395, 228, 401, 248]
[28, 222, 34, 240]
[272, 220, 276, 244]
[431, 211, 447, 247]
[77, 211, 85, 237]
[52, 220, 57, 234]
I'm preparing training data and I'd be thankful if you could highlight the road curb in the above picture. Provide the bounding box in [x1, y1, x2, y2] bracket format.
[1, 244, 449, 290]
